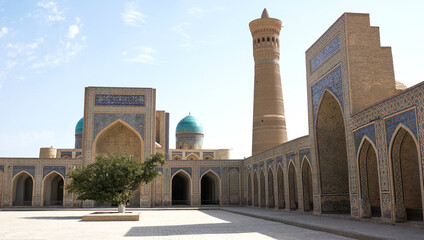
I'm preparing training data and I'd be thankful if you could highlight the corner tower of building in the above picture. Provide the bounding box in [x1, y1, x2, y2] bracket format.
[249, 8, 287, 155]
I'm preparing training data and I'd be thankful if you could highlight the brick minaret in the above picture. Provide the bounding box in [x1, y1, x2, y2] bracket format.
[250, 9, 287, 155]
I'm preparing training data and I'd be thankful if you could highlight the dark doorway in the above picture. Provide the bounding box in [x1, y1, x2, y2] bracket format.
[201, 172, 219, 205]
[172, 172, 190, 205]
[13, 172, 33, 206]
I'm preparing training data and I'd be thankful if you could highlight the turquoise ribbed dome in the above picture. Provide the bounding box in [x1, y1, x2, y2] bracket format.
[75, 118, 83, 134]
[176, 115, 203, 133]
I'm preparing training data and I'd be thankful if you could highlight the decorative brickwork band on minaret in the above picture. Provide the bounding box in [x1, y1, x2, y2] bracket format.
[250, 9, 287, 155]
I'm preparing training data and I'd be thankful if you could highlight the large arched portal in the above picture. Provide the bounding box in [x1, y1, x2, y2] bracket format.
[391, 127, 423, 222]
[358, 139, 380, 218]
[316, 91, 350, 213]
[12, 172, 33, 206]
[43, 172, 64, 206]
[268, 168, 275, 208]
[277, 165, 285, 209]
[289, 162, 298, 210]
[302, 158, 313, 212]
[95, 120, 144, 161]
[254, 171, 259, 206]
[260, 170, 266, 207]
[248, 172, 252, 206]
[172, 171, 191, 205]
[201, 171, 220, 205]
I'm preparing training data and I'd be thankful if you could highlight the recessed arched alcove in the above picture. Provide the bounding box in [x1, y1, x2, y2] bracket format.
[390, 127, 423, 222]
[302, 158, 313, 212]
[268, 168, 275, 208]
[277, 165, 285, 209]
[200, 171, 220, 205]
[94, 120, 144, 161]
[316, 91, 350, 213]
[171, 171, 191, 205]
[43, 172, 64, 206]
[358, 138, 380, 218]
[12, 172, 34, 206]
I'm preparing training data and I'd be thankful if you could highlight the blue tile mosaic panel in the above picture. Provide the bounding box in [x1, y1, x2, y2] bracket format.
[276, 155, 283, 162]
[95, 94, 145, 106]
[43, 166, 66, 178]
[172, 152, 182, 157]
[228, 167, 239, 172]
[185, 152, 200, 157]
[385, 109, 418, 149]
[200, 167, 220, 177]
[171, 167, 192, 177]
[312, 65, 343, 120]
[60, 151, 72, 158]
[75, 152, 82, 158]
[299, 148, 311, 162]
[266, 158, 273, 167]
[286, 152, 296, 166]
[311, 35, 340, 72]
[13, 166, 35, 178]
[155, 167, 163, 173]
[203, 152, 215, 158]
[353, 124, 376, 154]
[94, 113, 144, 139]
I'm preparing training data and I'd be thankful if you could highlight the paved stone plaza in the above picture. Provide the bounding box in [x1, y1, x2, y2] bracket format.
[0, 209, 353, 240]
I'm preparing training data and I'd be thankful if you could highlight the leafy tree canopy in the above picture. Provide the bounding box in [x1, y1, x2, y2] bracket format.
[67, 153, 165, 205]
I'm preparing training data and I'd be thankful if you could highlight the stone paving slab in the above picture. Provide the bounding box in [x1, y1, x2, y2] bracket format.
[0, 209, 352, 240]
[222, 207, 424, 240]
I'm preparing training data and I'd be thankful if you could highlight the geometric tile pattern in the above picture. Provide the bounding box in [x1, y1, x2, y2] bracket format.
[385, 109, 417, 149]
[93, 113, 145, 140]
[200, 167, 220, 177]
[353, 124, 376, 155]
[60, 151, 72, 158]
[43, 166, 66, 178]
[171, 167, 192, 177]
[310, 35, 340, 72]
[13, 166, 35, 178]
[312, 65, 343, 120]
[95, 94, 145, 106]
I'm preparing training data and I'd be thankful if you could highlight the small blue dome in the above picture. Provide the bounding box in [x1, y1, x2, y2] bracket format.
[75, 118, 83, 134]
[176, 115, 203, 133]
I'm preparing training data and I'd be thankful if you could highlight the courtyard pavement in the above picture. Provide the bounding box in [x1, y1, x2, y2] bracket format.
[0, 207, 423, 239]
[0, 209, 350, 240]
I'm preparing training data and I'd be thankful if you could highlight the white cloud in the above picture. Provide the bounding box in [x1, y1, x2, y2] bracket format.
[188, 7, 204, 17]
[6, 60, 17, 69]
[172, 24, 190, 39]
[37, 1, 65, 23]
[6, 37, 45, 57]
[124, 47, 158, 64]
[67, 24, 79, 39]
[122, 2, 147, 27]
[0, 27, 8, 38]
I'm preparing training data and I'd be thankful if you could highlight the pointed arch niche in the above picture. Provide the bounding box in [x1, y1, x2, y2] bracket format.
[12, 172, 34, 206]
[200, 170, 220, 205]
[315, 90, 350, 213]
[277, 164, 285, 209]
[288, 162, 298, 210]
[93, 119, 144, 161]
[260, 170, 266, 207]
[268, 168, 275, 208]
[357, 137, 380, 218]
[390, 126, 423, 222]
[171, 170, 191, 205]
[302, 158, 313, 212]
[42, 172, 64, 206]
[247, 171, 252, 206]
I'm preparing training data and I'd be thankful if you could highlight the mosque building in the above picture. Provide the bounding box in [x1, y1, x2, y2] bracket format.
[1, 9, 424, 224]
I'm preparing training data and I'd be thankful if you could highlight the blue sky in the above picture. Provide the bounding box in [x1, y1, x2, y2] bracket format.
[0, 0, 423, 159]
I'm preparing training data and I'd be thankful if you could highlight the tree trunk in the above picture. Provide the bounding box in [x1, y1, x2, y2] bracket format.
[118, 203, 125, 213]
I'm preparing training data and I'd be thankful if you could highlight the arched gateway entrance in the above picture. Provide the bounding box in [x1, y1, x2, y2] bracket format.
[12, 172, 34, 206]
[201, 171, 220, 205]
[316, 91, 350, 213]
[172, 171, 191, 205]
[43, 172, 64, 206]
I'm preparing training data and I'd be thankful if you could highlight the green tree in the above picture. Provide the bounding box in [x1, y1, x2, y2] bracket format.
[67, 153, 165, 213]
